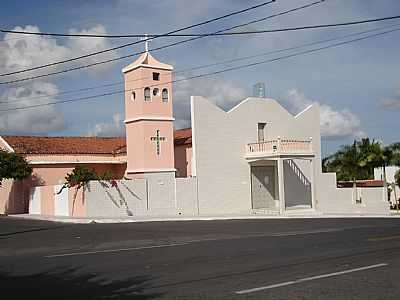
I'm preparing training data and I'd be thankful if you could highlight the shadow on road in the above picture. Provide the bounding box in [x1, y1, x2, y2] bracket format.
[0, 267, 162, 299]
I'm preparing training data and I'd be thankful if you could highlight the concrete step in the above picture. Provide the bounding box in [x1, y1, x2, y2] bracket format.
[252, 209, 280, 215]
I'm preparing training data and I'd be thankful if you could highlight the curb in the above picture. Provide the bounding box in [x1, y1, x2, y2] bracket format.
[8, 213, 400, 224]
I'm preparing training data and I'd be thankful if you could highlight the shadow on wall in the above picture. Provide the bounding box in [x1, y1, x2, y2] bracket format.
[284, 160, 312, 208]
[3, 174, 44, 215]
[5, 179, 31, 214]
[99, 181, 144, 216]
[0, 268, 162, 299]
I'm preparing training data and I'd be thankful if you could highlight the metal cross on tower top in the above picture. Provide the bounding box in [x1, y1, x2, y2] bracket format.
[150, 130, 166, 155]
[140, 34, 150, 52]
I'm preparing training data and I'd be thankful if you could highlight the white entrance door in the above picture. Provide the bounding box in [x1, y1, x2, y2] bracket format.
[54, 185, 69, 216]
[251, 166, 276, 209]
[29, 187, 41, 214]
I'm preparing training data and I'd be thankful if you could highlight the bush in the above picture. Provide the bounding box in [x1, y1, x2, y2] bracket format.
[58, 166, 117, 194]
[0, 150, 32, 186]
[64, 166, 99, 189]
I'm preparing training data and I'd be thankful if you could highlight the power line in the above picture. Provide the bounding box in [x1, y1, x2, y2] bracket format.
[1, 22, 399, 104]
[0, 0, 325, 83]
[5, 14, 400, 40]
[0, 0, 277, 79]
[2, 1, 277, 39]
[1, 26, 398, 112]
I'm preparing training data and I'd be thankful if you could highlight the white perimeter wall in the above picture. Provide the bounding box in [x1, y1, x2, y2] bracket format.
[85, 177, 198, 217]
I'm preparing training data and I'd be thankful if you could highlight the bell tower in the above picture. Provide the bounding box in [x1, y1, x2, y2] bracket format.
[122, 48, 175, 178]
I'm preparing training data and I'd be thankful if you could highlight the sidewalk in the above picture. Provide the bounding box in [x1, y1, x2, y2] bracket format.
[8, 213, 400, 224]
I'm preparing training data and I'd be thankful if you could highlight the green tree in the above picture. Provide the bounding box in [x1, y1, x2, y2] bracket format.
[0, 150, 32, 186]
[323, 138, 399, 181]
[324, 140, 368, 181]
[387, 143, 400, 167]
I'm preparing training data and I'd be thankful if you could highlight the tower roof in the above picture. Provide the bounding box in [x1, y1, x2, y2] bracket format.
[122, 52, 173, 73]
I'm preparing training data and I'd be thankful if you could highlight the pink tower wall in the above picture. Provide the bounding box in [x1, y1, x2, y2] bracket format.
[124, 55, 175, 175]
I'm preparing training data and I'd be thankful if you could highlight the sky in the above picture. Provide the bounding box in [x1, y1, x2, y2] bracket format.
[0, 0, 399, 156]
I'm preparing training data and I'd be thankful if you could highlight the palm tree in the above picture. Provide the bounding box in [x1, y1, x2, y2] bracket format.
[324, 140, 366, 201]
[360, 140, 400, 203]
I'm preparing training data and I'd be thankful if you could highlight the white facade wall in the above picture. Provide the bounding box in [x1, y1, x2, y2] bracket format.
[191, 96, 321, 214]
[190, 96, 390, 215]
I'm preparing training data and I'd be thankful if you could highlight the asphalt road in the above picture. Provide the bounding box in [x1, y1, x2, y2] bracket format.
[1, 217, 400, 299]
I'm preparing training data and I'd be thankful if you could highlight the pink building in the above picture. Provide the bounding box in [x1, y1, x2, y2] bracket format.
[0, 51, 193, 214]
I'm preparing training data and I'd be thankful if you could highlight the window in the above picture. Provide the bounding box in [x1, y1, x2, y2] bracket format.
[130, 91, 136, 101]
[258, 123, 266, 142]
[144, 87, 151, 101]
[153, 72, 160, 81]
[162, 88, 169, 102]
[153, 88, 159, 96]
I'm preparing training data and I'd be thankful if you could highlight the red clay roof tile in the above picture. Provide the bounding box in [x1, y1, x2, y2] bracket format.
[2, 136, 127, 155]
[174, 128, 192, 146]
[2, 128, 193, 155]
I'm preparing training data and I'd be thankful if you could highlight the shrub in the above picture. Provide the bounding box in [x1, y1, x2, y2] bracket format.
[0, 150, 32, 186]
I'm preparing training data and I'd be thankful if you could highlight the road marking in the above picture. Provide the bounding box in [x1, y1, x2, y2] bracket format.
[368, 235, 400, 242]
[235, 263, 388, 295]
[43, 225, 391, 259]
[44, 242, 188, 258]
[184, 228, 346, 244]
[44, 228, 343, 259]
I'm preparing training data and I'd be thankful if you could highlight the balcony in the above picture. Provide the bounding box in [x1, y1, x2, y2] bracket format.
[245, 138, 314, 159]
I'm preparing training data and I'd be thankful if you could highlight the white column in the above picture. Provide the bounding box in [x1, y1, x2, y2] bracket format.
[278, 158, 285, 215]
[310, 158, 316, 210]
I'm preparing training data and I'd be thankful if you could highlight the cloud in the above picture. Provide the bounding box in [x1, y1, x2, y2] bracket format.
[379, 88, 400, 109]
[173, 76, 248, 128]
[0, 81, 65, 135]
[67, 25, 120, 74]
[286, 89, 365, 139]
[0, 25, 70, 78]
[87, 113, 125, 137]
[0, 24, 119, 135]
[0, 24, 118, 79]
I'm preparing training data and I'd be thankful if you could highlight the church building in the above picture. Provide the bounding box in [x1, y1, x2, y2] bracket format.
[0, 49, 389, 217]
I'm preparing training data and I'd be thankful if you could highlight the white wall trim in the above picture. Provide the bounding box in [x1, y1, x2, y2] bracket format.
[122, 64, 173, 73]
[227, 97, 253, 113]
[126, 168, 176, 174]
[0, 136, 15, 152]
[227, 97, 276, 114]
[295, 104, 313, 118]
[29, 161, 127, 165]
[190, 96, 197, 177]
[124, 116, 175, 124]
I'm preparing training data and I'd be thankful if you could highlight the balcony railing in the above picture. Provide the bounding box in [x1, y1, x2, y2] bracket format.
[246, 138, 313, 157]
